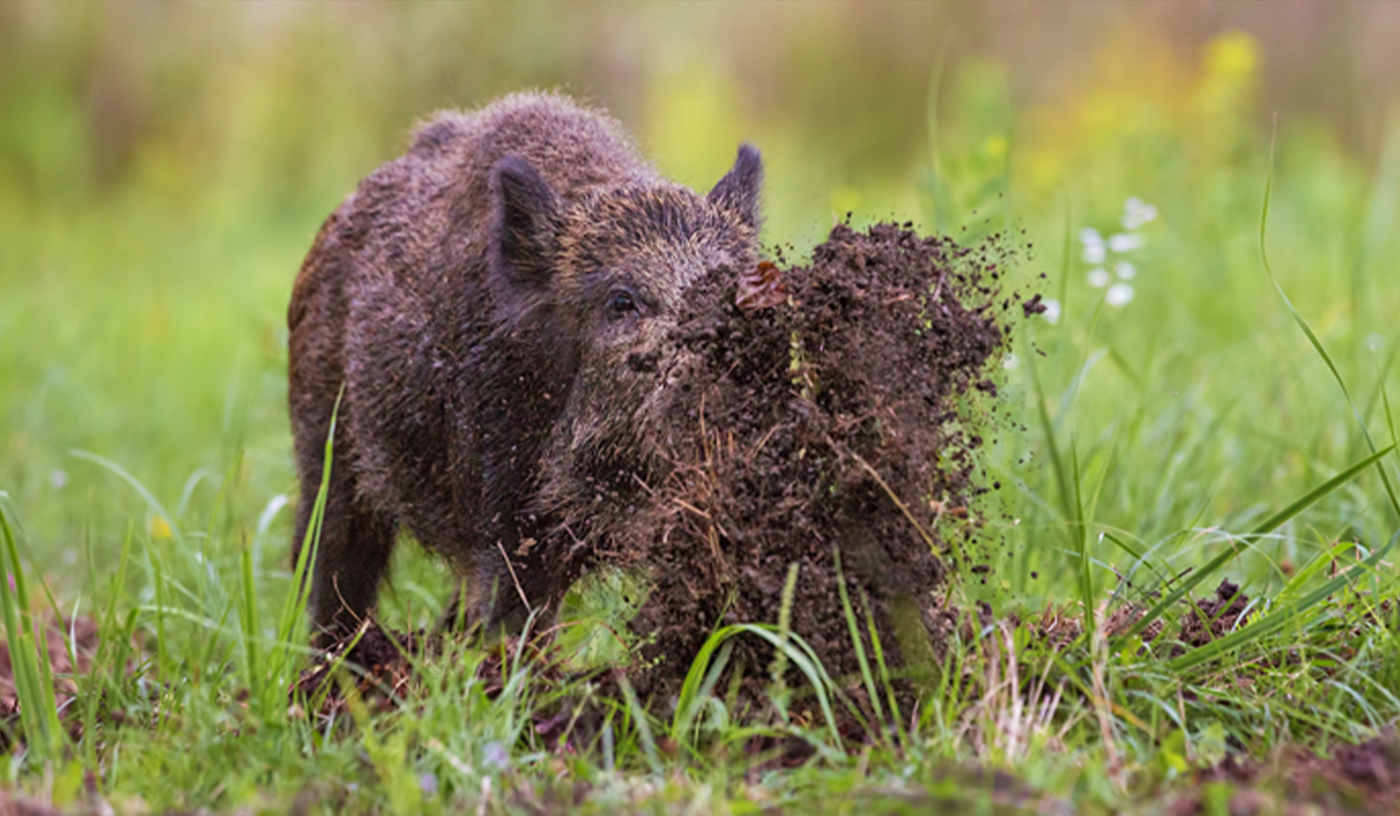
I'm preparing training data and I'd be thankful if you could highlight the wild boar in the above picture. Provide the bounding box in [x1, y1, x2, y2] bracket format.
[287, 91, 761, 642]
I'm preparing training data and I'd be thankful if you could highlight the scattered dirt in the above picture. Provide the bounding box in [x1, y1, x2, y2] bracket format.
[608, 221, 1015, 699]
[1179, 579, 1250, 649]
[1030, 578, 1250, 657]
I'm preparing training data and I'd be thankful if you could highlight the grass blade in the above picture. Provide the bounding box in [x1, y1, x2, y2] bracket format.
[616, 674, 662, 775]
[0, 497, 65, 762]
[239, 538, 261, 705]
[1246, 445, 1392, 539]
[670, 637, 733, 752]
[1258, 120, 1400, 519]
[832, 547, 884, 734]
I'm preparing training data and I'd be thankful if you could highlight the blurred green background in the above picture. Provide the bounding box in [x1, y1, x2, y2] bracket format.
[3, 1, 1400, 613]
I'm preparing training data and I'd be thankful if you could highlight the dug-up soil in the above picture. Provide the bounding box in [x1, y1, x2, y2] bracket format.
[614, 221, 1014, 699]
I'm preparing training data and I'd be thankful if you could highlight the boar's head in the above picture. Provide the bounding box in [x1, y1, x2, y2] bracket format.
[483, 145, 763, 532]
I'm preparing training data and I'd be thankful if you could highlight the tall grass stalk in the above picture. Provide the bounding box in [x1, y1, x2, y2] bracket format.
[0, 495, 66, 763]
[1258, 119, 1400, 519]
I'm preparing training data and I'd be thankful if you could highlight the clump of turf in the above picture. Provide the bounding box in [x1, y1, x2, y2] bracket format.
[616, 221, 1014, 698]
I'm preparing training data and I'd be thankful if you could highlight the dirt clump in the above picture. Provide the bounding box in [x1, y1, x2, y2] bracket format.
[1179, 580, 1250, 648]
[609, 221, 1013, 698]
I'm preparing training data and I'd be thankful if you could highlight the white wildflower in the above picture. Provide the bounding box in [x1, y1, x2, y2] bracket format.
[1086, 268, 1110, 288]
[1122, 197, 1158, 230]
[1042, 298, 1061, 325]
[1003, 353, 1019, 370]
[1115, 261, 1137, 280]
[49, 469, 69, 489]
[1106, 283, 1135, 307]
[1108, 233, 1145, 253]
[1080, 228, 1105, 264]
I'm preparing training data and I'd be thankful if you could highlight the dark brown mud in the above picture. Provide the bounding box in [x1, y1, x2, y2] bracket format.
[1179, 579, 1251, 648]
[615, 221, 1015, 698]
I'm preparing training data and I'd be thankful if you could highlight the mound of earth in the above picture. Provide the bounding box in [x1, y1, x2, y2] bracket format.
[611, 221, 1016, 698]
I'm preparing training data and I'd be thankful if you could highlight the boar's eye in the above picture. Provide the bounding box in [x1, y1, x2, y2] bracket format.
[606, 287, 639, 320]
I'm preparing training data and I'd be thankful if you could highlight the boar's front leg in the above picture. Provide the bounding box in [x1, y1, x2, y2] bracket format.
[440, 548, 562, 640]
[290, 407, 397, 647]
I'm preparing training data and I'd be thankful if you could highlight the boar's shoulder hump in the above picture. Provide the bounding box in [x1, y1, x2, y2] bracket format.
[410, 92, 660, 207]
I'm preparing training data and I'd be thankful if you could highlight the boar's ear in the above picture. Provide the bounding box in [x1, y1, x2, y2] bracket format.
[707, 143, 762, 231]
[489, 155, 560, 294]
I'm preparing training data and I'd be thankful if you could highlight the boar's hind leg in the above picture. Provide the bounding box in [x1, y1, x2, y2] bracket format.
[291, 416, 395, 647]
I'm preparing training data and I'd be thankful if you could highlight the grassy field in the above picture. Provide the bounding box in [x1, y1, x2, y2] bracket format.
[3, 5, 1400, 813]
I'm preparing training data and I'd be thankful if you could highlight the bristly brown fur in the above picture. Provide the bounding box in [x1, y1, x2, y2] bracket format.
[288, 91, 762, 643]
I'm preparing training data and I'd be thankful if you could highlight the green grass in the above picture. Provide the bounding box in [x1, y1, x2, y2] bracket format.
[4, 13, 1400, 814]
